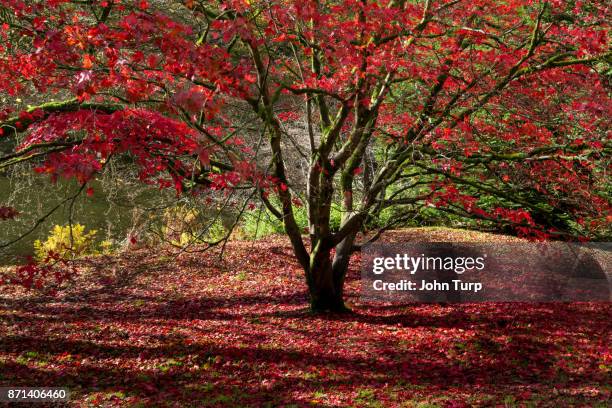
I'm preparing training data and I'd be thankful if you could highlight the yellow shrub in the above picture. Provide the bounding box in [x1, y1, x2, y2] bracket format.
[157, 206, 229, 246]
[160, 206, 197, 240]
[34, 224, 98, 261]
[99, 239, 114, 254]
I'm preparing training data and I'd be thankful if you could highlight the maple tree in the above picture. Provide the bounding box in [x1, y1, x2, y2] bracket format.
[0, 0, 610, 311]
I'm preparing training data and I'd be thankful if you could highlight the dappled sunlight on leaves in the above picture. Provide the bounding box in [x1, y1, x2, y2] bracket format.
[1, 231, 610, 406]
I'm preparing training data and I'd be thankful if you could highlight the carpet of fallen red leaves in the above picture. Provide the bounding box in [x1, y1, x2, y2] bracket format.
[1, 228, 610, 407]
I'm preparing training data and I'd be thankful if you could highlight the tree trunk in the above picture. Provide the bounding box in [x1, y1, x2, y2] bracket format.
[308, 247, 348, 313]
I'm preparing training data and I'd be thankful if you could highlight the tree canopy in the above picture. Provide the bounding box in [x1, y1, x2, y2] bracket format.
[1, 0, 610, 310]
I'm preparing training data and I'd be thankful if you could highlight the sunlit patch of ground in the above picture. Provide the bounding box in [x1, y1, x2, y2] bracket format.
[381, 226, 525, 243]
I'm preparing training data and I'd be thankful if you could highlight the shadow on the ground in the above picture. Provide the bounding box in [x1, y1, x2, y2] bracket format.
[1, 242, 610, 407]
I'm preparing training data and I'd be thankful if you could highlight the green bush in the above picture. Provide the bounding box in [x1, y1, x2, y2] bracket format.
[242, 208, 285, 239]
[241, 202, 345, 239]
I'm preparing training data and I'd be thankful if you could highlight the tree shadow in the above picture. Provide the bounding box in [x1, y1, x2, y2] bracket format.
[0, 321, 607, 407]
[1, 242, 610, 406]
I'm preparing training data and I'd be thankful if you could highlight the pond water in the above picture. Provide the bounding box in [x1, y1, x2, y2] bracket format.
[0, 174, 172, 265]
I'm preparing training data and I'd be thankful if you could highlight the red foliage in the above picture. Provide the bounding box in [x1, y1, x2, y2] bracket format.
[0, 0, 608, 240]
[0, 252, 78, 293]
[0, 206, 19, 221]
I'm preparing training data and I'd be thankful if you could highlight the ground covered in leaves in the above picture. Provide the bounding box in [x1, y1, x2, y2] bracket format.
[1, 228, 610, 407]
